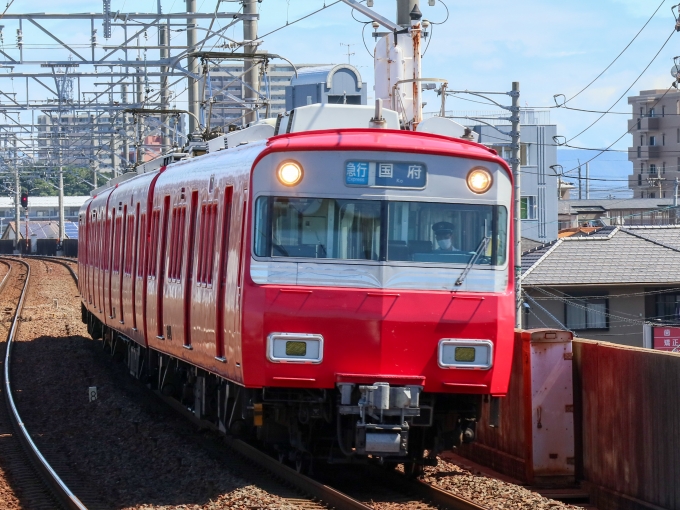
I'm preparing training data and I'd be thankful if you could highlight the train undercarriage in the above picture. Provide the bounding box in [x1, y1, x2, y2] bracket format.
[85, 308, 481, 474]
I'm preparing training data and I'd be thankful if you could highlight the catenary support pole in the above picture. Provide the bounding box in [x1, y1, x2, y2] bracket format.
[159, 12, 170, 149]
[674, 177, 678, 207]
[585, 162, 590, 199]
[187, 0, 199, 133]
[243, 0, 259, 126]
[13, 138, 20, 254]
[511, 81, 522, 328]
[58, 145, 65, 243]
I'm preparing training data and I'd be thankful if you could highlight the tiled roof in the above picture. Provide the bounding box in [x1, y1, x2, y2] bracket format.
[521, 226, 680, 285]
[559, 198, 676, 214]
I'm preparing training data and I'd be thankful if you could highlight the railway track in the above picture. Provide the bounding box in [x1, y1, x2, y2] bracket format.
[13, 256, 490, 510]
[0, 256, 87, 509]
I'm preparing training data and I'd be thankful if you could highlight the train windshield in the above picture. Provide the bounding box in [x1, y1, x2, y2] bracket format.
[254, 197, 507, 266]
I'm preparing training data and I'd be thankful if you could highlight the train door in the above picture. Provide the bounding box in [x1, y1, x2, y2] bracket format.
[132, 203, 140, 331]
[157, 196, 170, 338]
[107, 207, 116, 321]
[215, 186, 233, 361]
[183, 191, 199, 349]
[233, 196, 248, 355]
[119, 205, 127, 324]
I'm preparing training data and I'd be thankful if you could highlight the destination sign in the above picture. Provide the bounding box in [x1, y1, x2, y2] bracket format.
[345, 161, 427, 189]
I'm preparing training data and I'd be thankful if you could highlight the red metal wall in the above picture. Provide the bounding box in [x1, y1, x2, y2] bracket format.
[459, 335, 680, 509]
[574, 339, 680, 510]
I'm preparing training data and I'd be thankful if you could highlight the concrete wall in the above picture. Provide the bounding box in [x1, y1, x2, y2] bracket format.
[524, 285, 645, 347]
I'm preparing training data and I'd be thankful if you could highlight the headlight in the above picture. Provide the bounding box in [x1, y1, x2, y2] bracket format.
[467, 167, 493, 194]
[278, 161, 303, 186]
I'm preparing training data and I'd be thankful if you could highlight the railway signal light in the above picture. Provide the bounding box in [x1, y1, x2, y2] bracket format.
[20, 192, 28, 209]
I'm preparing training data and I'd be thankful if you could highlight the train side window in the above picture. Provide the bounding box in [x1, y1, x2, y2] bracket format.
[169, 206, 186, 281]
[137, 213, 146, 278]
[124, 215, 134, 275]
[197, 203, 219, 286]
[148, 210, 160, 277]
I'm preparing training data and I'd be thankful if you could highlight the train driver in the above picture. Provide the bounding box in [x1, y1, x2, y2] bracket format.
[432, 221, 460, 252]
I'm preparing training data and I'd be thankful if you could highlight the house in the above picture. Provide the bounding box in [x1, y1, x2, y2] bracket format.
[558, 198, 677, 229]
[521, 225, 680, 348]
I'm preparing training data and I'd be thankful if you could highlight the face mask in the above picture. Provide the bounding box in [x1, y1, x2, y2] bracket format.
[437, 238, 452, 250]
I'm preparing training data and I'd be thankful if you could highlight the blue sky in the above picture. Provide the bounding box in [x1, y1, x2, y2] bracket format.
[2, 0, 677, 193]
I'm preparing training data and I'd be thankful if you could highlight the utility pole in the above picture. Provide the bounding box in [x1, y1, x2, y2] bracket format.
[243, 0, 259, 126]
[585, 162, 590, 199]
[510, 81, 522, 329]
[577, 160, 582, 200]
[397, 0, 419, 26]
[187, 0, 199, 134]
[674, 177, 678, 207]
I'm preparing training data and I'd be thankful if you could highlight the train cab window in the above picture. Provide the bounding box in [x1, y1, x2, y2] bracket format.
[254, 197, 507, 266]
[387, 202, 507, 266]
[255, 197, 381, 260]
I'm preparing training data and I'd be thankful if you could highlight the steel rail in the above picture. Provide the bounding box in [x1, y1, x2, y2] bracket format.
[1, 257, 88, 510]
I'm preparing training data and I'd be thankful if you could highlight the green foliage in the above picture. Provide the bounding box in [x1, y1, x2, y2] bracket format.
[17, 166, 106, 197]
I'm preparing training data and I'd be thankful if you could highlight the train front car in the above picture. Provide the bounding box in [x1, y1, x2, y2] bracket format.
[242, 129, 514, 469]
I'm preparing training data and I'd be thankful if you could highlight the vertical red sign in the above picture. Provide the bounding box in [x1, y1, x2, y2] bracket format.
[653, 327, 680, 351]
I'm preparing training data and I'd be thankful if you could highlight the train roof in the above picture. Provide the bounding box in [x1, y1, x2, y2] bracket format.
[257, 128, 511, 176]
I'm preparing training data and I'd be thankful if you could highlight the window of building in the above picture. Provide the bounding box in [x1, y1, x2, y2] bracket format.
[650, 164, 657, 175]
[641, 106, 644, 116]
[649, 108, 656, 118]
[641, 162, 644, 174]
[640, 134, 644, 146]
[641, 191, 645, 198]
[662, 106, 666, 117]
[520, 196, 537, 220]
[650, 192, 656, 198]
[663, 133, 666, 146]
[638, 146, 642, 158]
[638, 174, 642, 186]
[638, 119, 641, 130]
[663, 162, 666, 174]
[656, 293, 680, 324]
[565, 297, 608, 330]
[489, 144, 528, 165]
[649, 136, 656, 146]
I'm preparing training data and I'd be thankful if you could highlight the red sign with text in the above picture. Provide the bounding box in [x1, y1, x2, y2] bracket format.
[653, 327, 680, 351]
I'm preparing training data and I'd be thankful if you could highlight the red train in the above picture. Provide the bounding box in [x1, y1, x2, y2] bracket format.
[79, 120, 514, 472]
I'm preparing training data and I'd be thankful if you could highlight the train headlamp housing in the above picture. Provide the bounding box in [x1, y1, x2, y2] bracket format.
[277, 161, 303, 186]
[467, 167, 493, 194]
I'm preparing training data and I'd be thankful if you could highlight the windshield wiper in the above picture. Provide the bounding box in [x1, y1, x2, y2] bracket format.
[455, 236, 490, 287]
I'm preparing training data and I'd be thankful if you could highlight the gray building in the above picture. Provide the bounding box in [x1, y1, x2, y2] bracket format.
[207, 63, 328, 129]
[463, 110, 558, 243]
[285, 64, 366, 110]
[627, 89, 680, 199]
[558, 198, 678, 229]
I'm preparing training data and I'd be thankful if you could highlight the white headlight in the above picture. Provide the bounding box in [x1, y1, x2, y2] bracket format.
[278, 161, 303, 186]
[467, 167, 493, 194]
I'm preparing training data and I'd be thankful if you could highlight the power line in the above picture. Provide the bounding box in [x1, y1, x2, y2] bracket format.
[566, 29, 676, 143]
[559, 0, 667, 106]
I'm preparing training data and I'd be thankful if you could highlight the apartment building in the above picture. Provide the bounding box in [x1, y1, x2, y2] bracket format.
[627, 89, 680, 199]
[207, 63, 328, 128]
